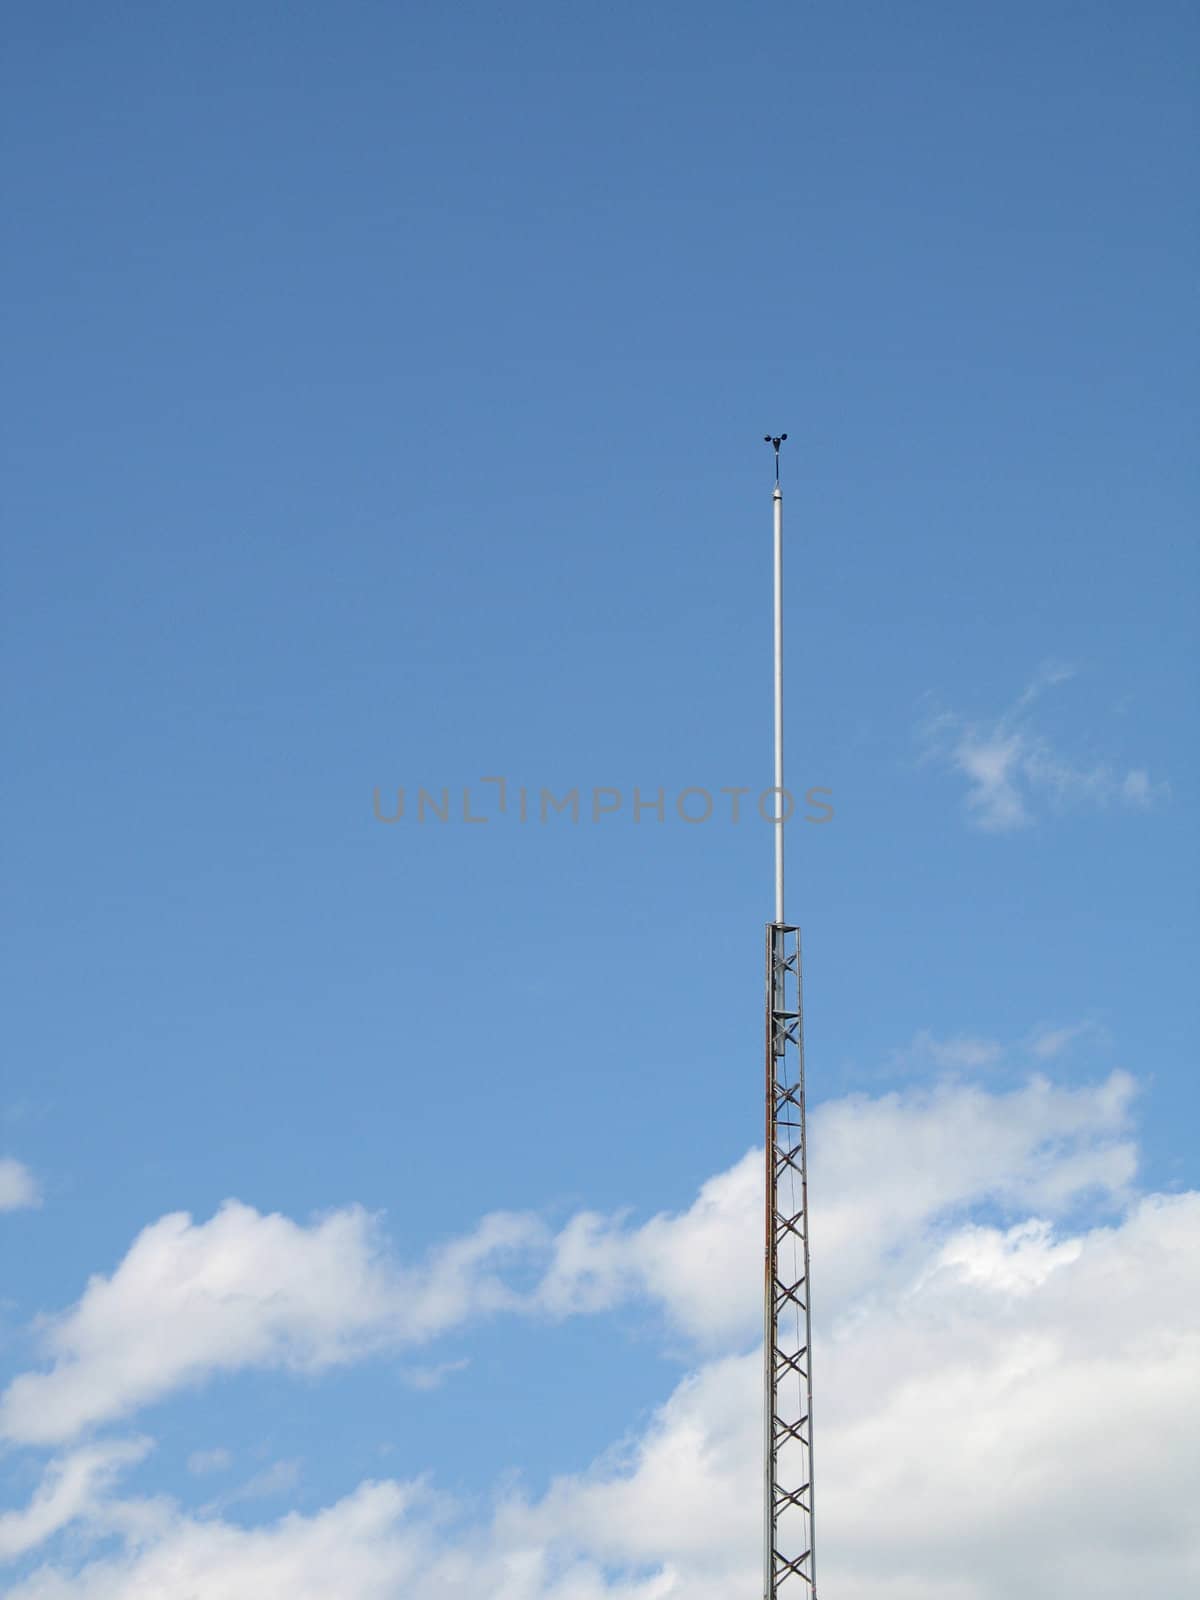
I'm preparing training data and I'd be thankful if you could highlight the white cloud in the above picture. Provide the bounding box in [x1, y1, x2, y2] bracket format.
[535, 1154, 761, 1348]
[893, 1029, 1005, 1072]
[504, 1352, 758, 1580]
[898, 1021, 1101, 1069]
[186, 1448, 232, 1477]
[477, 1188, 1200, 1600]
[6, 1480, 429, 1600]
[811, 1070, 1136, 1305]
[6, 1182, 1198, 1599]
[2, 1068, 1195, 1598]
[537, 1070, 1137, 1340]
[399, 1358, 470, 1392]
[920, 1216, 1084, 1293]
[0, 1158, 41, 1212]
[0, 1440, 150, 1561]
[920, 666, 1168, 830]
[0, 1203, 543, 1445]
[210, 1458, 303, 1510]
[0, 1073, 1138, 1446]
[1026, 1020, 1093, 1059]
[816, 1192, 1200, 1600]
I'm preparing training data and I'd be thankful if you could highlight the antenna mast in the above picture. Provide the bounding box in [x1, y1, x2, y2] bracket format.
[762, 433, 818, 1598]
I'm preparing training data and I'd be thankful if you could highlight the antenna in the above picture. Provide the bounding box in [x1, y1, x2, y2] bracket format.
[762, 434, 818, 1599]
[764, 435, 788, 922]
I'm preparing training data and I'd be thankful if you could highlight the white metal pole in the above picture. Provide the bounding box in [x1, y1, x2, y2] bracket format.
[773, 480, 785, 925]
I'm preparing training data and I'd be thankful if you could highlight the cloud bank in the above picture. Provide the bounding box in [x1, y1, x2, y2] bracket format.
[1, 1067, 1196, 1599]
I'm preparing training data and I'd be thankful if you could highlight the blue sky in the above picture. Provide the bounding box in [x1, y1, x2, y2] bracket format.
[2, 4, 1197, 1596]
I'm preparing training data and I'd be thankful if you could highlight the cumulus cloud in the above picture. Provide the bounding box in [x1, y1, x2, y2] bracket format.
[505, 1187, 1200, 1598]
[0, 1440, 150, 1562]
[2, 1069, 1194, 1598]
[0, 1074, 1138, 1446]
[535, 1154, 761, 1347]
[5, 1480, 430, 1600]
[816, 1193, 1200, 1600]
[505, 1352, 759, 1581]
[536, 1070, 1138, 1339]
[0, 1203, 542, 1445]
[6, 1185, 1198, 1599]
[0, 1158, 41, 1212]
[920, 665, 1168, 830]
[812, 1069, 1136, 1304]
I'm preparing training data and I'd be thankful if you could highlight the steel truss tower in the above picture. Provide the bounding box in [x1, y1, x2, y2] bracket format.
[762, 436, 818, 1598]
